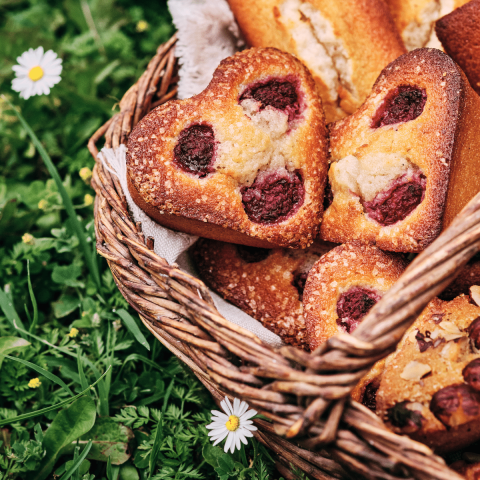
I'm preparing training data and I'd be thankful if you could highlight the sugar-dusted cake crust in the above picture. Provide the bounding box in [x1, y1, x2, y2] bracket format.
[303, 242, 408, 350]
[320, 48, 480, 253]
[191, 238, 336, 349]
[127, 48, 327, 249]
[385, 0, 470, 51]
[376, 295, 480, 453]
[436, 0, 480, 95]
[227, 0, 406, 122]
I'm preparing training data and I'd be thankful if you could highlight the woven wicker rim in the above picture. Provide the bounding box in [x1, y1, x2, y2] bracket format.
[88, 36, 480, 480]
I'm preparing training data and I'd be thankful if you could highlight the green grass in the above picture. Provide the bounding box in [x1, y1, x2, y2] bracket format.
[0, 1, 280, 479]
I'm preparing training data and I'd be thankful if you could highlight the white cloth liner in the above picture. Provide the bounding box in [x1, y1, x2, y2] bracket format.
[99, 146, 284, 348]
[167, 0, 245, 100]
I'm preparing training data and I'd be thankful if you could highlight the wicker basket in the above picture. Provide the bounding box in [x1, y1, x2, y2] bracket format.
[88, 35, 480, 480]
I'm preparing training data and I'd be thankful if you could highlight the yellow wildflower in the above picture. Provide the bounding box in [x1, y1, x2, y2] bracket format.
[28, 378, 41, 389]
[68, 327, 79, 338]
[38, 199, 48, 210]
[79, 167, 92, 183]
[136, 20, 149, 32]
[22, 233, 34, 245]
[84, 194, 94, 206]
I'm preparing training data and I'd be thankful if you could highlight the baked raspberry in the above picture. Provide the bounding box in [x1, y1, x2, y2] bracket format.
[240, 78, 300, 121]
[173, 124, 215, 177]
[236, 245, 271, 263]
[241, 170, 305, 224]
[372, 86, 427, 128]
[336, 286, 381, 333]
[363, 172, 426, 226]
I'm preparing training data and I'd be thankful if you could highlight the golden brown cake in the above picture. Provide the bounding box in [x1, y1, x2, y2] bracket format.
[436, 0, 480, 96]
[303, 242, 408, 350]
[127, 48, 327, 249]
[384, 0, 470, 51]
[191, 238, 336, 348]
[227, 0, 406, 122]
[320, 48, 480, 253]
[376, 295, 480, 453]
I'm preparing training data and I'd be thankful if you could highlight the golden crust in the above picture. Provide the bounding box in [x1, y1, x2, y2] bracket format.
[320, 48, 480, 252]
[376, 295, 480, 453]
[127, 47, 327, 249]
[227, 0, 406, 122]
[436, 0, 480, 95]
[191, 238, 336, 349]
[384, 0, 470, 50]
[303, 242, 408, 350]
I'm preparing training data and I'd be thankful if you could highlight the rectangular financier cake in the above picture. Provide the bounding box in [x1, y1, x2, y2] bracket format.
[227, 0, 406, 123]
[320, 48, 480, 253]
[436, 0, 480, 96]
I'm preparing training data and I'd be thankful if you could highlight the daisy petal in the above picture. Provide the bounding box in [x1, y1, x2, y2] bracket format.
[220, 398, 232, 416]
[239, 433, 248, 445]
[233, 397, 241, 416]
[211, 410, 228, 420]
[234, 431, 241, 452]
[243, 430, 255, 438]
[212, 430, 229, 446]
[225, 397, 234, 416]
[238, 401, 249, 416]
[224, 432, 233, 453]
[243, 424, 258, 432]
[240, 409, 257, 421]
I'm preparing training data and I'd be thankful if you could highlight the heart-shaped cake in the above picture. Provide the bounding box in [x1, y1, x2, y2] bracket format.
[126, 47, 328, 249]
[320, 48, 480, 252]
[303, 242, 407, 350]
[192, 238, 336, 348]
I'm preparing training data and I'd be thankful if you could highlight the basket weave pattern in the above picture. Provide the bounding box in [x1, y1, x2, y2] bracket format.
[88, 37, 480, 480]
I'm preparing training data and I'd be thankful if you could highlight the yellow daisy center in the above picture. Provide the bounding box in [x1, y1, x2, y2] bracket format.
[226, 415, 240, 432]
[28, 66, 44, 82]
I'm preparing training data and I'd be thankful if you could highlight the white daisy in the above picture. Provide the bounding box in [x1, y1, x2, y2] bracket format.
[11, 46, 62, 100]
[206, 397, 258, 453]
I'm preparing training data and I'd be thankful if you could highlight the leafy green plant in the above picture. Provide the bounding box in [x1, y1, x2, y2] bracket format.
[0, 0, 279, 478]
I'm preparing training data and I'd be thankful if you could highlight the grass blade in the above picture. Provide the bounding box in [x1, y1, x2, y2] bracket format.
[77, 348, 90, 393]
[0, 366, 110, 427]
[116, 309, 150, 351]
[27, 260, 39, 332]
[0, 286, 27, 338]
[60, 440, 93, 480]
[5, 354, 74, 396]
[149, 379, 174, 476]
[2, 95, 102, 293]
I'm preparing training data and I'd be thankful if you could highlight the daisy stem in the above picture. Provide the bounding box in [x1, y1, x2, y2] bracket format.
[240, 444, 248, 466]
[1, 95, 103, 296]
